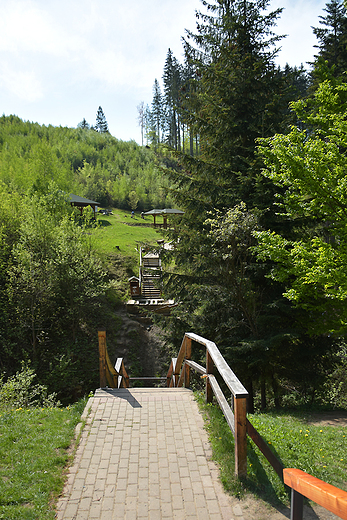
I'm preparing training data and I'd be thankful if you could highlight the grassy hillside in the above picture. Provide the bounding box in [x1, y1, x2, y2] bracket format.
[93, 208, 161, 257]
[0, 115, 172, 210]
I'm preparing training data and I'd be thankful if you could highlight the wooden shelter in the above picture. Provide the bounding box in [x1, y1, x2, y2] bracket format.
[70, 194, 100, 217]
[144, 208, 184, 229]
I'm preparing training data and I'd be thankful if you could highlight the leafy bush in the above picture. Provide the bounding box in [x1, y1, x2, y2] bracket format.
[0, 365, 59, 410]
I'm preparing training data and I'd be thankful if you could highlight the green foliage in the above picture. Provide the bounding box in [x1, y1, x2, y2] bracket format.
[0, 365, 58, 410]
[158, 0, 322, 408]
[0, 115, 171, 211]
[256, 80, 347, 335]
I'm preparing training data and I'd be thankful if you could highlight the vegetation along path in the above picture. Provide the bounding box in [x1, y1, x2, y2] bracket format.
[56, 389, 344, 520]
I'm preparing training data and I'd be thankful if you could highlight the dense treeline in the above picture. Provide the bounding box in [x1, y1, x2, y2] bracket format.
[149, 0, 347, 409]
[0, 116, 172, 401]
[0, 115, 172, 210]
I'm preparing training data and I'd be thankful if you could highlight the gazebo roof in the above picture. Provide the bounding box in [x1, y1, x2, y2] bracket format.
[70, 194, 100, 206]
[144, 208, 184, 215]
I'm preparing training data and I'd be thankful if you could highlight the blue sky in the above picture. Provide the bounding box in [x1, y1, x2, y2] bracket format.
[0, 0, 327, 143]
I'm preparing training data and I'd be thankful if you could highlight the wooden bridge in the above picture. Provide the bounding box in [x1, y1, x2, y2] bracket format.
[56, 332, 347, 520]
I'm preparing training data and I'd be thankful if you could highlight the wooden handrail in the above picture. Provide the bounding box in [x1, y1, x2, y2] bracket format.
[167, 332, 248, 477]
[98, 331, 129, 388]
[284, 468, 347, 520]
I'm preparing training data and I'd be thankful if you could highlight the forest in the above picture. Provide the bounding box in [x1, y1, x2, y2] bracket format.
[1, 0, 347, 410]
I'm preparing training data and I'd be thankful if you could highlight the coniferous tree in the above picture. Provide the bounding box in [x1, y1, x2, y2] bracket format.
[95, 106, 109, 133]
[311, 0, 347, 81]
[78, 118, 90, 129]
[162, 49, 182, 150]
[151, 79, 163, 145]
[137, 101, 145, 146]
[160, 0, 316, 408]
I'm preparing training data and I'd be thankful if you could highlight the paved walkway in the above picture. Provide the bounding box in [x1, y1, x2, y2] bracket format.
[56, 388, 246, 520]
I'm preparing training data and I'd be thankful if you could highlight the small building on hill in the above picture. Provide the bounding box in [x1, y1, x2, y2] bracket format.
[69, 194, 100, 217]
[144, 208, 184, 229]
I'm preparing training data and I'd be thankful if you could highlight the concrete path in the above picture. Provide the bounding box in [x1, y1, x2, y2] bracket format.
[56, 388, 246, 520]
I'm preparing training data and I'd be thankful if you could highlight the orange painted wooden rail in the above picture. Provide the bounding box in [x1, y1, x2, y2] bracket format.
[284, 468, 347, 520]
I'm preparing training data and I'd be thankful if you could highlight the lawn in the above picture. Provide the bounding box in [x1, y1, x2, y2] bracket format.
[92, 208, 162, 258]
[198, 396, 347, 506]
[0, 400, 87, 520]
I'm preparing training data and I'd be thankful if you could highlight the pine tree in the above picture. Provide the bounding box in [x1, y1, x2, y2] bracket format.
[95, 106, 109, 133]
[78, 118, 90, 129]
[160, 0, 310, 408]
[137, 101, 145, 146]
[162, 49, 182, 150]
[151, 79, 163, 145]
[312, 0, 347, 80]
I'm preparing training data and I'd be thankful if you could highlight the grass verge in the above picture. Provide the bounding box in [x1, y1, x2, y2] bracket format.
[0, 398, 87, 520]
[196, 394, 347, 506]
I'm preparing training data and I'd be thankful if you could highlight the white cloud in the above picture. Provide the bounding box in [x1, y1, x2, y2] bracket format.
[0, 62, 43, 102]
[0, 0, 332, 141]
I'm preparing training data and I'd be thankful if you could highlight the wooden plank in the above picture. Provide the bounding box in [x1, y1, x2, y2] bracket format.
[167, 359, 174, 387]
[247, 419, 284, 480]
[206, 350, 214, 403]
[174, 337, 186, 381]
[283, 468, 347, 520]
[177, 368, 185, 388]
[234, 396, 247, 477]
[209, 375, 235, 435]
[185, 337, 192, 388]
[98, 330, 107, 388]
[185, 359, 206, 375]
[121, 361, 129, 388]
[185, 333, 248, 398]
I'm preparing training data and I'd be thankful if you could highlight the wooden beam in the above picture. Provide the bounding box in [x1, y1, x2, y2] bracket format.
[185, 332, 248, 398]
[234, 396, 247, 477]
[185, 359, 206, 375]
[209, 375, 235, 435]
[184, 337, 192, 388]
[206, 350, 214, 403]
[284, 468, 347, 520]
[98, 330, 107, 388]
[246, 419, 284, 480]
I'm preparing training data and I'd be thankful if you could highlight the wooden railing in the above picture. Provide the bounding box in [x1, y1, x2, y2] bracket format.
[166, 332, 249, 476]
[284, 468, 347, 520]
[166, 332, 287, 479]
[99, 328, 347, 516]
[98, 330, 129, 388]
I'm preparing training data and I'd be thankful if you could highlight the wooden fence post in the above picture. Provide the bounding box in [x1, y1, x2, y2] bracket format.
[234, 396, 247, 477]
[184, 337, 192, 388]
[98, 329, 107, 388]
[206, 350, 214, 403]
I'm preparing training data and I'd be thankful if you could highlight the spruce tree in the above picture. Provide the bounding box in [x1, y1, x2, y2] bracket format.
[162, 49, 182, 150]
[161, 0, 311, 408]
[151, 80, 163, 145]
[311, 0, 347, 80]
[95, 106, 109, 133]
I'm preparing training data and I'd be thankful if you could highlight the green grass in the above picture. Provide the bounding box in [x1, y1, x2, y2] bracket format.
[197, 395, 347, 506]
[92, 208, 161, 258]
[0, 399, 87, 520]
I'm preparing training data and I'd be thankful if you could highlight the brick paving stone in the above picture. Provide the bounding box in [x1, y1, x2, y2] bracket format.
[56, 388, 244, 519]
